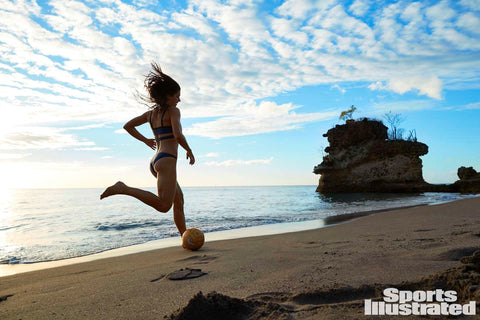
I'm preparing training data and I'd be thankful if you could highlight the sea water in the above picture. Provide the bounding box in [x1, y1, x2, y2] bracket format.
[0, 186, 474, 265]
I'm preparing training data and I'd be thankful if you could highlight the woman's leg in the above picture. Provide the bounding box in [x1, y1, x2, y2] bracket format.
[173, 182, 186, 235]
[100, 158, 177, 213]
[154, 157, 177, 212]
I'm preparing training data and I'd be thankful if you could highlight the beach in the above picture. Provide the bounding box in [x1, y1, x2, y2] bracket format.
[1, 196, 479, 319]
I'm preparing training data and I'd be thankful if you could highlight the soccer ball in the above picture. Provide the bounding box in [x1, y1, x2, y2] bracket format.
[182, 228, 205, 251]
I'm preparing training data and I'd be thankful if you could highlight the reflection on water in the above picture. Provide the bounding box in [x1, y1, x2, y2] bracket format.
[0, 186, 474, 265]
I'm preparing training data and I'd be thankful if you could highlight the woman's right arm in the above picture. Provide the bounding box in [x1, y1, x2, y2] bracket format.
[123, 111, 156, 150]
[170, 108, 195, 165]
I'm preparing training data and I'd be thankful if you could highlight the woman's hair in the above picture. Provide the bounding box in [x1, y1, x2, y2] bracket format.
[142, 62, 180, 110]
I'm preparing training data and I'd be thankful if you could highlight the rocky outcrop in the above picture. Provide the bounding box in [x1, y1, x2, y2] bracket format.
[313, 119, 479, 194]
[452, 167, 480, 193]
[314, 119, 430, 193]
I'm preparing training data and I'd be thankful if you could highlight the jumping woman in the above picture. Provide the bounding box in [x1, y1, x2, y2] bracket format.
[100, 63, 195, 236]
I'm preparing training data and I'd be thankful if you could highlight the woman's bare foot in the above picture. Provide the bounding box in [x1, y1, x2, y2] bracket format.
[100, 181, 127, 199]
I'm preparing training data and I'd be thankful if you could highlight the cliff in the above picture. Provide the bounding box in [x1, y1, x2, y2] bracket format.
[313, 119, 479, 194]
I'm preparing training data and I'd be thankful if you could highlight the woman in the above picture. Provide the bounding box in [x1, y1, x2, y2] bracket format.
[100, 63, 195, 236]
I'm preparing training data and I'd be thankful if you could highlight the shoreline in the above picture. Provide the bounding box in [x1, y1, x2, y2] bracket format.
[0, 201, 439, 278]
[0, 197, 479, 319]
[0, 219, 324, 277]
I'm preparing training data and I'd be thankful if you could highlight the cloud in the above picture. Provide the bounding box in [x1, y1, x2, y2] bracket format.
[331, 84, 346, 94]
[276, 0, 335, 19]
[0, 127, 97, 150]
[205, 157, 273, 167]
[74, 147, 109, 151]
[349, 0, 371, 17]
[198, 152, 220, 158]
[369, 76, 443, 100]
[270, 17, 309, 45]
[460, 0, 480, 11]
[65, 123, 107, 131]
[369, 100, 436, 113]
[185, 101, 338, 138]
[172, 9, 216, 37]
[445, 101, 480, 110]
[457, 12, 480, 35]
[0, 0, 479, 143]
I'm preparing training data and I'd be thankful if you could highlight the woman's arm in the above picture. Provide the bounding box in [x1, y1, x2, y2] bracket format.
[123, 111, 156, 150]
[170, 107, 195, 165]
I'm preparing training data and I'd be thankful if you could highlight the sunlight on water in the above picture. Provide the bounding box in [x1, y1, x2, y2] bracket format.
[0, 186, 475, 265]
[0, 187, 18, 264]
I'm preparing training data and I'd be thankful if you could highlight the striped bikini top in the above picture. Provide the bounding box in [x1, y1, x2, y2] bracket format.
[149, 108, 174, 142]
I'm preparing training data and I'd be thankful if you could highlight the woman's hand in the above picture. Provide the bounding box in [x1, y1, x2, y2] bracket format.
[186, 150, 195, 165]
[144, 138, 156, 150]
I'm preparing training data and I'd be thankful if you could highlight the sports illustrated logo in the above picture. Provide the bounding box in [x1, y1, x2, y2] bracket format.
[364, 288, 477, 316]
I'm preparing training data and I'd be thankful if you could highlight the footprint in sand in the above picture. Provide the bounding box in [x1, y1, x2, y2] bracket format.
[150, 268, 207, 282]
[177, 254, 218, 265]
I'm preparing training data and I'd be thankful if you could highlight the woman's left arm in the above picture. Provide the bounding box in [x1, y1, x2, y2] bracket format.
[170, 108, 195, 165]
[123, 111, 156, 150]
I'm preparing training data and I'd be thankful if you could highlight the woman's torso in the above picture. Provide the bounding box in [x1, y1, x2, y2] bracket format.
[149, 107, 178, 156]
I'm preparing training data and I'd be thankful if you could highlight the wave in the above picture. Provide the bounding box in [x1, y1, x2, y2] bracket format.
[95, 220, 164, 231]
[0, 256, 21, 265]
[0, 224, 25, 232]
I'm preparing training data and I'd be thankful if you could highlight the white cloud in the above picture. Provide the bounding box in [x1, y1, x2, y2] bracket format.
[389, 77, 443, 100]
[198, 152, 220, 158]
[446, 101, 480, 111]
[133, 0, 158, 7]
[205, 157, 273, 167]
[275, 0, 315, 19]
[74, 147, 109, 151]
[426, 0, 457, 25]
[0, 0, 478, 144]
[368, 81, 388, 91]
[185, 101, 338, 138]
[66, 123, 107, 131]
[369, 76, 443, 100]
[369, 100, 436, 113]
[457, 12, 480, 35]
[172, 9, 216, 37]
[0, 127, 97, 150]
[331, 84, 346, 94]
[270, 17, 309, 45]
[276, 0, 336, 19]
[460, 0, 480, 11]
[349, 0, 371, 17]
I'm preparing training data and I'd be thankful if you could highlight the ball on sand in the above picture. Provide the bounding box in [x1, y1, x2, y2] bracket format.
[182, 228, 205, 251]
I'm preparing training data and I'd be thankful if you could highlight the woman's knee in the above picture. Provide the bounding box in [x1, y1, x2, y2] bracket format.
[156, 201, 173, 213]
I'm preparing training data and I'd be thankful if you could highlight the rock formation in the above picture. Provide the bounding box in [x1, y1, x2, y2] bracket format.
[452, 167, 480, 193]
[313, 119, 479, 194]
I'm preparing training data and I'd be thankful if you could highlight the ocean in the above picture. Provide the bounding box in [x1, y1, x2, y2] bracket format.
[0, 186, 474, 265]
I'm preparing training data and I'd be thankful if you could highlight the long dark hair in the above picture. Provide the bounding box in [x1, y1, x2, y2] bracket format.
[142, 62, 180, 111]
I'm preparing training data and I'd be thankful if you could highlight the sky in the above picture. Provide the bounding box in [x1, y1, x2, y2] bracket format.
[0, 0, 479, 189]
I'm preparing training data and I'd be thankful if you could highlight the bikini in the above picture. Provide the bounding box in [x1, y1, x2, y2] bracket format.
[149, 108, 177, 175]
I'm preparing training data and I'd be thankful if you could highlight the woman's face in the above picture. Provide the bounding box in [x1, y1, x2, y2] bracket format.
[166, 91, 181, 107]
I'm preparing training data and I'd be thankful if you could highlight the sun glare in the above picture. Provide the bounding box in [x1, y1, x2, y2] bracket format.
[0, 162, 30, 190]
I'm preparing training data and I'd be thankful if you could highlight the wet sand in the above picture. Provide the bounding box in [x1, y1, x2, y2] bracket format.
[0, 197, 479, 319]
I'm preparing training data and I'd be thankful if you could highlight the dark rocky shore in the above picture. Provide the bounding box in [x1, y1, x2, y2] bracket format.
[314, 118, 480, 194]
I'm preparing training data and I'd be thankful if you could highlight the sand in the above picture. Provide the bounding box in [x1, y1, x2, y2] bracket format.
[1, 197, 479, 319]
